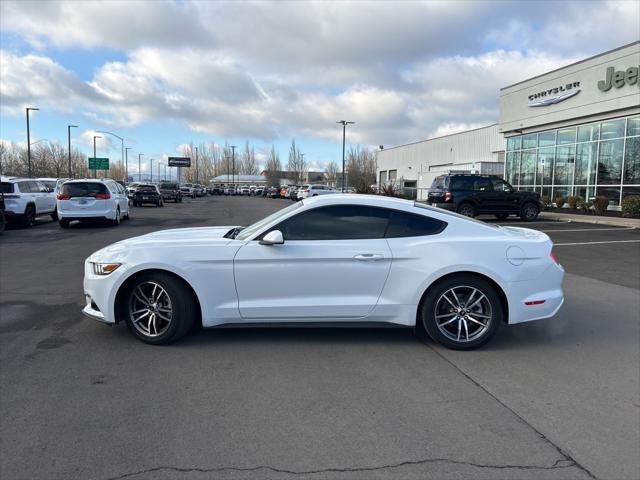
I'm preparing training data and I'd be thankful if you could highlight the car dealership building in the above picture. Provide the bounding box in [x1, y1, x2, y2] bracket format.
[377, 41, 640, 207]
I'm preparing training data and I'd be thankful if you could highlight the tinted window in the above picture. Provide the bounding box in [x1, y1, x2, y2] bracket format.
[36, 181, 50, 193]
[160, 183, 179, 189]
[28, 181, 41, 193]
[385, 210, 446, 238]
[0, 182, 14, 193]
[430, 176, 448, 190]
[18, 181, 32, 193]
[449, 177, 474, 190]
[137, 185, 158, 193]
[273, 205, 390, 240]
[40, 180, 56, 189]
[492, 179, 512, 192]
[473, 177, 492, 191]
[62, 182, 108, 197]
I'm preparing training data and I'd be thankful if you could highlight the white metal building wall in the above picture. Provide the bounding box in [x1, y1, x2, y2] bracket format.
[377, 124, 506, 199]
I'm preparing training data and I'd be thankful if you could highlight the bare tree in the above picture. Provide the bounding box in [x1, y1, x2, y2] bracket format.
[346, 146, 377, 193]
[324, 161, 339, 188]
[241, 140, 259, 175]
[287, 139, 307, 184]
[263, 145, 282, 186]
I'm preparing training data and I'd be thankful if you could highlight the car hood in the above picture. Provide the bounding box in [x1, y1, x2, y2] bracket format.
[88, 226, 240, 262]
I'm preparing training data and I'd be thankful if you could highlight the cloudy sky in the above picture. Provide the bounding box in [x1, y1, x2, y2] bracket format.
[1, 0, 639, 174]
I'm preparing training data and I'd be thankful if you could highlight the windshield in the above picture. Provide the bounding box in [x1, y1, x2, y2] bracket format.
[235, 202, 303, 240]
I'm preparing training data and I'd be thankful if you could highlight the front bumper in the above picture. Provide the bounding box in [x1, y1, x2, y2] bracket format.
[82, 261, 129, 324]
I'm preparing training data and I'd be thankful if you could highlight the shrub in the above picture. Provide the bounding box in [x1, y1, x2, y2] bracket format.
[555, 196, 566, 209]
[541, 195, 552, 210]
[584, 200, 594, 214]
[621, 195, 640, 218]
[567, 196, 583, 210]
[379, 183, 398, 197]
[575, 197, 587, 212]
[592, 196, 609, 215]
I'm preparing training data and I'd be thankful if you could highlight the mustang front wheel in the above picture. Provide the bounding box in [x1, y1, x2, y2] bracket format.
[124, 273, 197, 344]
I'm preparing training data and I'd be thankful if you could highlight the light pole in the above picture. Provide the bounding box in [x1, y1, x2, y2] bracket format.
[300, 152, 305, 184]
[26, 107, 39, 177]
[225, 156, 230, 185]
[150, 158, 154, 183]
[93, 135, 102, 178]
[195, 146, 199, 184]
[125, 147, 132, 182]
[230, 145, 237, 186]
[97, 130, 125, 182]
[67, 125, 78, 178]
[337, 120, 354, 192]
[138, 154, 144, 182]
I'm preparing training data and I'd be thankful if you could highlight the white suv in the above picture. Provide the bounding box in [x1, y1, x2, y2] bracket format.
[0, 176, 57, 227]
[296, 184, 338, 200]
[57, 179, 130, 228]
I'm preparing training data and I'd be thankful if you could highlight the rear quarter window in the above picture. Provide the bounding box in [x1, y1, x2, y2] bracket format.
[0, 182, 14, 194]
[385, 210, 447, 238]
[430, 176, 448, 189]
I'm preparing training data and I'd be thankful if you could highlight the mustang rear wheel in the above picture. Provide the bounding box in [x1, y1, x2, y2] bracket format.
[123, 273, 197, 344]
[421, 275, 502, 350]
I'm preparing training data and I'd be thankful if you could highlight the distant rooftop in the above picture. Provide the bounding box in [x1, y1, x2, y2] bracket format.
[211, 174, 266, 183]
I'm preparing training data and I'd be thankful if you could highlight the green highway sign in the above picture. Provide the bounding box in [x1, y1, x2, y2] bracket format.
[88, 157, 109, 170]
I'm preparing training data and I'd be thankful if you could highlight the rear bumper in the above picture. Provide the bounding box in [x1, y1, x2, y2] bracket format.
[506, 263, 565, 324]
[59, 208, 118, 220]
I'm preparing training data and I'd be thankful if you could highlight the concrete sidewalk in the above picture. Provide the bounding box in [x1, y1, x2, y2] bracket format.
[539, 211, 640, 227]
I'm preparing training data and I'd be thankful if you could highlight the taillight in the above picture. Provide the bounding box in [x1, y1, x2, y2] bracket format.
[444, 192, 453, 202]
[57, 193, 70, 200]
[95, 193, 111, 200]
[550, 251, 559, 265]
[303, 189, 309, 192]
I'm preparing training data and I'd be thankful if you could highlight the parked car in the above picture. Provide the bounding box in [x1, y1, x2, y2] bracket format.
[280, 186, 290, 199]
[126, 182, 140, 199]
[254, 187, 264, 196]
[289, 186, 301, 201]
[180, 183, 197, 198]
[159, 182, 183, 203]
[267, 187, 280, 198]
[297, 184, 338, 200]
[57, 179, 130, 228]
[37, 177, 70, 195]
[239, 185, 251, 196]
[427, 174, 541, 221]
[133, 184, 164, 207]
[224, 186, 236, 195]
[82, 195, 564, 349]
[0, 176, 57, 228]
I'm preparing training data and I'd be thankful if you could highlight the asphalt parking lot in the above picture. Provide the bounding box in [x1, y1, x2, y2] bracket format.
[1, 196, 638, 480]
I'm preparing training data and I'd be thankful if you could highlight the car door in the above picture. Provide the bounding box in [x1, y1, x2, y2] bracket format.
[37, 181, 56, 211]
[471, 176, 495, 213]
[491, 178, 520, 213]
[30, 181, 50, 214]
[233, 205, 393, 320]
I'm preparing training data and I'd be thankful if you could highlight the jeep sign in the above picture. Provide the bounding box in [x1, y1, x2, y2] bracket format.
[597, 66, 639, 92]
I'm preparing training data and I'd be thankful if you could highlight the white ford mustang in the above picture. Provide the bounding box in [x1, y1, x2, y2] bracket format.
[83, 194, 564, 349]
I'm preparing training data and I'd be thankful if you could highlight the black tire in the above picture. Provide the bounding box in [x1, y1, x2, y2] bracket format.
[175, 198, 179, 203]
[20, 205, 36, 228]
[50, 208, 58, 221]
[456, 203, 476, 218]
[111, 207, 121, 226]
[495, 213, 509, 219]
[520, 202, 539, 221]
[59, 218, 71, 228]
[123, 272, 197, 345]
[420, 274, 502, 350]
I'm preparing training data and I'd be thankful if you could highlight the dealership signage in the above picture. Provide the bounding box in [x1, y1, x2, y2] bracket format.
[527, 82, 581, 107]
[597, 66, 639, 91]
[168, 157, 191, 167]
[88, 157, 109, 169]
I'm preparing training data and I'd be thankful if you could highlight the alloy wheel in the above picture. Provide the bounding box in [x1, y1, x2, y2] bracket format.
[128, 281, 173, 338]
[434, 286, 492, 343]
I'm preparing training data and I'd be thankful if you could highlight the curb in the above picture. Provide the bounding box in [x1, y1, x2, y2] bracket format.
[538, 212, 640, 228]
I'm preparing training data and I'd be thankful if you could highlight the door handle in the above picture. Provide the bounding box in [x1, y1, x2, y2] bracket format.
[354, 253, 384, 261]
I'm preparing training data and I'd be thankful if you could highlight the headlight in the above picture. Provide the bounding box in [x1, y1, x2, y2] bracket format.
[92, 263, 121, 275]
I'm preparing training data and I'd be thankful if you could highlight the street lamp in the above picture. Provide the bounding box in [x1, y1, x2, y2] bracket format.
[300, 152, 305, 184]
[93, 135, 102, 178]
[29, 139, 49, 146]
[26, 107, 39, 177]
[337, 120, 354, 192]
[97, 130, 125, 182]
[125, 147, 133, 182]
[230, 145, 237, 185]
[138, 153, 144, 182]
[150, 158, 154, 183]
[67, 125, 78, 178]
[195, 146, 199, 184]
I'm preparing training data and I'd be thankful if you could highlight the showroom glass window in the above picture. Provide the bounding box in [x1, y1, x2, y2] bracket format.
[505, 115, 640, 207]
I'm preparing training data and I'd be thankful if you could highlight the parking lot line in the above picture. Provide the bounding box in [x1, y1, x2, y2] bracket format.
[554, 239, 640, 246]
[540, 227, 636, 233]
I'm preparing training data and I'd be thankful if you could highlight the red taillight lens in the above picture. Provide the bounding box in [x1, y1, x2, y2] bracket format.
[550, 251, 559, 264]
[444, 192, 453, 202]
[303, 189, 309, 192]
[57, 193, 70, 200]
[95, 193, 111, 199]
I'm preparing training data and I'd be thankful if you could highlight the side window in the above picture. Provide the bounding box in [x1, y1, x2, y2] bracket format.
[450, 177, 472, 190]
[385, 210, 447, 238]
[492, 179, 512, 192]
[36, 181, 49, 193]
[27, 181, 40, 193]
[271, 205, 390, 240]
[474, 177, 492, 191]
[17, 182, 30, 193]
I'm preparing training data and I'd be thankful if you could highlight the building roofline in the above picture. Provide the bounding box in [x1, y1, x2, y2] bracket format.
[500, 41, 640, 91]
[379, 123, 498, 152]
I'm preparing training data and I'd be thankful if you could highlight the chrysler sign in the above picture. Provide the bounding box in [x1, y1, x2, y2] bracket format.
[528, 82, 581, 107]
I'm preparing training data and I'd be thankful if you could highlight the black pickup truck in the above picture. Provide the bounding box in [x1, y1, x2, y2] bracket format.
[159, 182, 183, 203]
[427, 174, 541, 221]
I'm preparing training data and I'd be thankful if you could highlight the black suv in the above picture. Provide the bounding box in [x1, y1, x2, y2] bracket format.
[427, 174, 541, 221]
[159, 182, 183, 203]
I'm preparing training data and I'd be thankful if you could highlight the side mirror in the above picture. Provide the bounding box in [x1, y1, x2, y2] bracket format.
[259, 230, 284, 246]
